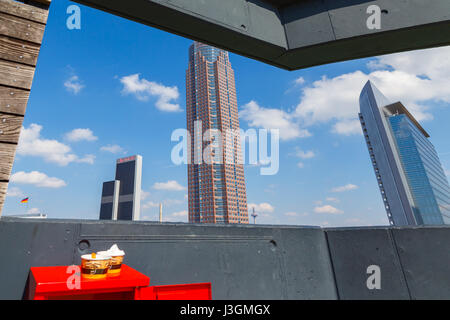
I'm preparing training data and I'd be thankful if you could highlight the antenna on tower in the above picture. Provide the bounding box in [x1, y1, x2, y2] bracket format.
[251, 207, 258, 224]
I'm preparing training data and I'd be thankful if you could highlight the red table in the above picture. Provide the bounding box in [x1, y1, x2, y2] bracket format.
[28, 264, 150, 300]
[27, 264, 212, 300]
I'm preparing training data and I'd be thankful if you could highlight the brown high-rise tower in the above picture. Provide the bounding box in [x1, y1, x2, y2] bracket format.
[186, 42, 248, 224]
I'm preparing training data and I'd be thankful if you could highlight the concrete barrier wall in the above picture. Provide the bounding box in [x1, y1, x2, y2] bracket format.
[390, 227, 450, 299]
[325, 227, 410, 299]
[0, 218, 448, 299]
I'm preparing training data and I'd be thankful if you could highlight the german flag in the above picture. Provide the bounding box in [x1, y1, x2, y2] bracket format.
[20, 197, 29, 204]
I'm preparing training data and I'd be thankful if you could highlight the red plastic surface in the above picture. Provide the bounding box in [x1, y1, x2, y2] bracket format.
[28, 264, 212, 300]
[28, 264, 150, 300]
[137, 283, 212, 300]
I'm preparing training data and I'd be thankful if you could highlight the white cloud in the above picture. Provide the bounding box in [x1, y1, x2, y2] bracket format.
[292, 148, 315, 169]
[152, 180, 186, 191]
[156, 210, 188, 222]
[314, 205, 343, 215]
[243, 48, 450, 140]
[163, 198, 184, 206]
[295, 71, 368, 126]
[10, 171, 66, 188]
[332, 184, 359, 193]
[142, 201, 159, 210]
[248, 202, 275, 213]
[18, 124, 73, 165]
[332, 119, 362, 136]
[27, 208, 40, 214]
[294, 148, 315, 159]
[243, 47, 450, 142]
[294, 77, 305, 85]
[141, 197, 184, 210]
[326, 197, 340, 203]
[120, 74, 182, 112]
[172, 210, 188, 217]
[64, 75, 84, 94]
[100, 144, 125, 154]
[239, 100, 311, 141]
[6, 187, 23, 197]
[65, 128, 97, 142]
[284, 211, 308, 217]
[294, 46, 450, 135]
[444, 168, 450, 177]
[140, 190, 150, 201]
[17, 124, 94, 166]
[77, 154, 95, 164]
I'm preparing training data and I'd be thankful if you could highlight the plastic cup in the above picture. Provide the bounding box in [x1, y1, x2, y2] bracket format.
[98, 250, 125, 277]
[108, 255, 124, 276]
[81, 253, 111, 280]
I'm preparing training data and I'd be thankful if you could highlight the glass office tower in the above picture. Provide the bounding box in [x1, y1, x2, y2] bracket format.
[186, 42, 249, 224]
[99, 155, 142, 221]
[99, 180, 120, 220]
[359, 81, 450, 225]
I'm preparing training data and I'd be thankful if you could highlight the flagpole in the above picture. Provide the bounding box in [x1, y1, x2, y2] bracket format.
[20, 197, 30, 213]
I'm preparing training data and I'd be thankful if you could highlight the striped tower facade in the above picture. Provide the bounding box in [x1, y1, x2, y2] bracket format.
[186, 42, 248, 224]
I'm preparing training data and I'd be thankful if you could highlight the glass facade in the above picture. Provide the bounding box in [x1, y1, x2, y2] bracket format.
[389, 115, 450, 224]
[359, 81, 450, 226]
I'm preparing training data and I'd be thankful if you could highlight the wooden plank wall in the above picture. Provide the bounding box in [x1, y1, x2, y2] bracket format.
[0, 0, 51, 216]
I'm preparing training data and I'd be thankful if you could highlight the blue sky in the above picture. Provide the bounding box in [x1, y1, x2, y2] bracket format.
[3, 0, 450, 227]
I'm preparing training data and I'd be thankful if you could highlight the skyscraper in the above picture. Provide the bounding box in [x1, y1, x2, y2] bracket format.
[99, 180, 120, 220]
[99, 155, 142, 221]
[359, 81, 450, 226]
[186, 42, 248, 224]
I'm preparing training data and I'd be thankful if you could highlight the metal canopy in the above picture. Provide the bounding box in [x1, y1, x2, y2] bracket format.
[70, 0, 450, 70]
[263, 0, 301, 7]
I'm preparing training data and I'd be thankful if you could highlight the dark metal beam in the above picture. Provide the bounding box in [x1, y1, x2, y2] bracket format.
[71, 0, 450, 70]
